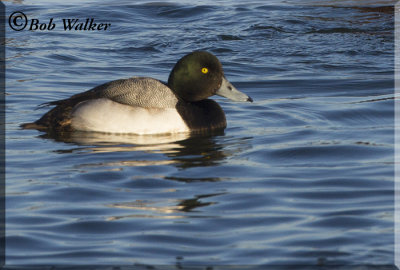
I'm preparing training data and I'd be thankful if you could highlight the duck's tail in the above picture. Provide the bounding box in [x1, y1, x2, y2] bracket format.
[20, 122, 46, 130]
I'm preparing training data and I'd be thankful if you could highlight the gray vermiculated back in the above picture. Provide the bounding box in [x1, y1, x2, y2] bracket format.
[97, 77, 179, 108]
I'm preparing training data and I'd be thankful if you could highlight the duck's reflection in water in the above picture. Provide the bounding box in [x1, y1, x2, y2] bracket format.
[106, 193, 225, 221]
[44, 131, 192, 153]
[40, 129, 252, 169]
[39, 130, 252, 220]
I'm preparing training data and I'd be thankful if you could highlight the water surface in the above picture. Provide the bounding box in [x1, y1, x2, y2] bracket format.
[5, 0, 395, 267]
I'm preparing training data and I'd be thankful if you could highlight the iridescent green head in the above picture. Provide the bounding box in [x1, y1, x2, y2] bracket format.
[168, 51, 252, 103]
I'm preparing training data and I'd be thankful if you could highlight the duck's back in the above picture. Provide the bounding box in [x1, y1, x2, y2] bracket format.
[97, 77, 179, 108]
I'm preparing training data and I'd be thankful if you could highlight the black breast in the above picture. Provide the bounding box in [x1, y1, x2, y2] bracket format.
[176, 99, 227, 132]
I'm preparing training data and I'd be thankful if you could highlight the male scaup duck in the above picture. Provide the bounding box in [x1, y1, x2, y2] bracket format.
[21, 51, 252, 135]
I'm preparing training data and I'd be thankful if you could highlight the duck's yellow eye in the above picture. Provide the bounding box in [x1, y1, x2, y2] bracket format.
[201, 67, 208, 74]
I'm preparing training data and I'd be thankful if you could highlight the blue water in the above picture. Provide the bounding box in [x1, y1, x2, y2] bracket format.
[5, 0, 395, 268]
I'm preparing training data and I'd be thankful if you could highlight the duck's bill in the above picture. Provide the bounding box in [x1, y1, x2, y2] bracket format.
[216, 77, 253, 102]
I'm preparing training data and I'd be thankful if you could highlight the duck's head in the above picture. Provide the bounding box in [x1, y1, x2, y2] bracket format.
[168, 51, 253, 103]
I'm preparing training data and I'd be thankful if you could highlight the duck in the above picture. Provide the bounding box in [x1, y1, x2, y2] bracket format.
[21, 51, 253, 135]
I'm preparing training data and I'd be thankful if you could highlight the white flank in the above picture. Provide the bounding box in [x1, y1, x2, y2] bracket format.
[71, 98, 190, 134]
